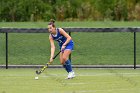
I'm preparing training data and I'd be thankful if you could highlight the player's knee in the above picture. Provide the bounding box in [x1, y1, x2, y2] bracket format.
[60, 58, 65, 65]
[60, 61, 64, 65]
[62, 56, 68, 63]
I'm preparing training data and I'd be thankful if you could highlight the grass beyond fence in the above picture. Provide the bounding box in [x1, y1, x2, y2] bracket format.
[0, 21, 140, 28]
[0, 22, 140, 65]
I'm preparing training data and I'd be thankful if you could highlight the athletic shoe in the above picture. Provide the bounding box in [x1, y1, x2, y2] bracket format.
[66, 71, 75, 79]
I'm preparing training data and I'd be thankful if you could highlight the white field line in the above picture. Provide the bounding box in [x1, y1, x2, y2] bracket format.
[78, 73, 140, 76]
[72, 88, 136, 93]
[65, 83, 86, 85]
[44, 73, 140, 77]
[0, 73, 140, 77]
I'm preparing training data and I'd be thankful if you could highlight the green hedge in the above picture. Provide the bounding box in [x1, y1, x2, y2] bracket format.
[0, 0, 140, 22]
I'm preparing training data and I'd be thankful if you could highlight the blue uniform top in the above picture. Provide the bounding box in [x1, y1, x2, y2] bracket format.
[51, 28, 73, 49]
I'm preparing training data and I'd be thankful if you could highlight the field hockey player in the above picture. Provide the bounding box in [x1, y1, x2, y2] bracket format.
[48, 19, 75, 79]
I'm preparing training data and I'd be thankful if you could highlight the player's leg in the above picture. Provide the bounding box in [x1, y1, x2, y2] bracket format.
[60, 52, 69, 72]
[62, 50, 72, 71]
[62, 50, 75, 79]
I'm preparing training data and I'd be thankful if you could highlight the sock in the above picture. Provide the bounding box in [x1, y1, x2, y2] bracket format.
[65, 60, 72, 73]
[63, 65, 69, 73]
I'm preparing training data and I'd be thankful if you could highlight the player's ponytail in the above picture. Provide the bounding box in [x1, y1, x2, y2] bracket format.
[50, 19, 55, 23]
[48, 19, 55, 27]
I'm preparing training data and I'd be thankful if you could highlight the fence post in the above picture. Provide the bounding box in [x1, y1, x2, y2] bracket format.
[6, 32, 8, 69]
[134, 32, 136, 69]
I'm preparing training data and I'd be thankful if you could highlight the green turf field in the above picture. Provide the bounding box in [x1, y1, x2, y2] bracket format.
[0, 22, 140, 65]
[0, 68, 140, 93]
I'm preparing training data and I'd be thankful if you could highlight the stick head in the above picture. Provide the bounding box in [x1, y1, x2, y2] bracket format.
[36, 70, 41, 75]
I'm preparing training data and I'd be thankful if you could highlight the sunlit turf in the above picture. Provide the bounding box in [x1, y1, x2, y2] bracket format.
[0, 68, 140, 93]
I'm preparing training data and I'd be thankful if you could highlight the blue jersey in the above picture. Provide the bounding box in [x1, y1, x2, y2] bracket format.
[51, 28, 74, 49]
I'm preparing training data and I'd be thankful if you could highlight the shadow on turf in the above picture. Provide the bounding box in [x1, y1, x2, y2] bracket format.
[107, 68, 138, 87]
[2, 91, 6, 93]
[99, 63, 138, 87]
[44, 73, 68, 86]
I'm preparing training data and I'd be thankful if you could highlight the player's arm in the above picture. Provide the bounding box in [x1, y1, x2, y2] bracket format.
[59, 28, 72, 46]
[49, 34, 55, 62]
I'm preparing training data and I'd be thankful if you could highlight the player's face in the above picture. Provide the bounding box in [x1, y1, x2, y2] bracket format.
[48, 25, 55, 34]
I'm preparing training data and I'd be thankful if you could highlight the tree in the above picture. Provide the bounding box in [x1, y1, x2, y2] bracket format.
[93, 0, 116, 20]
[114, 0, 128, 21]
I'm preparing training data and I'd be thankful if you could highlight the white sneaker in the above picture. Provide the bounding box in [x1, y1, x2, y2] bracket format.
[66, 71, 75, 79]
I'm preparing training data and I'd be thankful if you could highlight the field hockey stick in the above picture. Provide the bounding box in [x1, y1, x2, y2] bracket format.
[36, 51, 61, 75]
